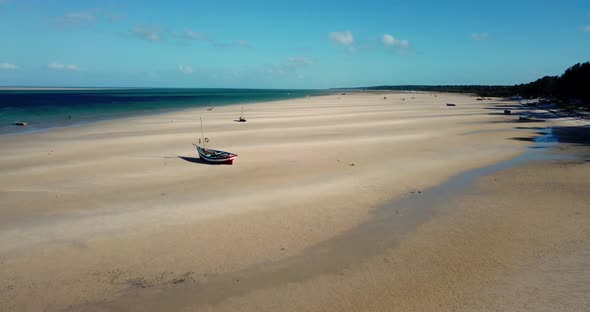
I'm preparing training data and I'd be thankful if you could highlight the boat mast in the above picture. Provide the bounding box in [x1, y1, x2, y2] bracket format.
[200, 116, 206, 148]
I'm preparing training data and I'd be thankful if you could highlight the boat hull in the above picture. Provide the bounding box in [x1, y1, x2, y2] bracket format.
[194, 144, 237, 164]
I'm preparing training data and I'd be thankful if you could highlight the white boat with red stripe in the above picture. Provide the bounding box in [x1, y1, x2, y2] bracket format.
[194, 117, 238, 165]
[193, 144, 237, 164]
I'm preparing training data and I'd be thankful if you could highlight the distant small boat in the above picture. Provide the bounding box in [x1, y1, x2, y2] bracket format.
[14, 122, 27, 126]
[504, 110, 511, 115]
[237, 105, 246, 122]
[446, 103, 456, 107]
[195, 117, 237, 164]
[519, 115, 533, 121]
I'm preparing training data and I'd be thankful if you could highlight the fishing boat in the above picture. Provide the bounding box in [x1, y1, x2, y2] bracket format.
[194, 144, 238, 164]
[237, 104, 246, 122]
[194, 117, 238, 164]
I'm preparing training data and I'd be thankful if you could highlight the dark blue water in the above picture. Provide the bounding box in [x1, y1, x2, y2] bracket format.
[0, 88, 327, 135]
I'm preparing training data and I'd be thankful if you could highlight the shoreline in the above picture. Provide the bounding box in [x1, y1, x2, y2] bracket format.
[1, 92, 587, 311]
[0, 89, 331, 136]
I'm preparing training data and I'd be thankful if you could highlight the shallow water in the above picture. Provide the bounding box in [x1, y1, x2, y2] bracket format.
[0, 88, 326, 135]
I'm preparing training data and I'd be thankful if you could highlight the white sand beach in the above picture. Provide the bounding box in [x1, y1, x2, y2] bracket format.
[1, 92, 588, 311]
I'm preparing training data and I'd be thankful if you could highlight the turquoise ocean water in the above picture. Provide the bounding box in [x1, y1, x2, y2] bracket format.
[0, 88, 326, 135]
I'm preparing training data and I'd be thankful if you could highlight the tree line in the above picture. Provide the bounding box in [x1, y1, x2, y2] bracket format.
[360, 62, 590, 107]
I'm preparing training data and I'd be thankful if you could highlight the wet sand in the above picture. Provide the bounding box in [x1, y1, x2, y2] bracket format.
[1, 92, 588, 311]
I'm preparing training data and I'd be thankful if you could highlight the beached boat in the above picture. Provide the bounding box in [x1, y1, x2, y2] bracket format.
[195, 117, 238, 164]
[194, 144, 238, 164]
[237, 105, 246, 122]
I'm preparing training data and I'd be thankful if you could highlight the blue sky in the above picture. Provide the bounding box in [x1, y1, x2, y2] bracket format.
[0, 0, 589, 88]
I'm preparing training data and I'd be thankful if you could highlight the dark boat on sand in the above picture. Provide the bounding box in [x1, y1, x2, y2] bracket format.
[237, 105, 246, 122]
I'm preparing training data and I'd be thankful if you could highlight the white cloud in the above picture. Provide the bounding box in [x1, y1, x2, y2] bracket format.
[178, 65, 193, 74]
[104, 12, 124, 22]
[287, 56, 315, 66]
[471, 33, 489, 40]
[50, 11, 101, 30]
[183, 28, 208, 41]
[58, 11, 95, 24]
[382, 34, 409, 48]
[133, 26, 162, 42]
[0, 62, 18, 70]
[234, 40, 250, 48]
[50, 9, 123, 29]
[330, 31, 354, 46]
[47, 61, 80, 71]
[266, 65, 287, 76]
[583, 25, 590, 32]
[266, 56, 316, 78]
[211, 39, 251, 48]
[179, 28, 250, 48]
